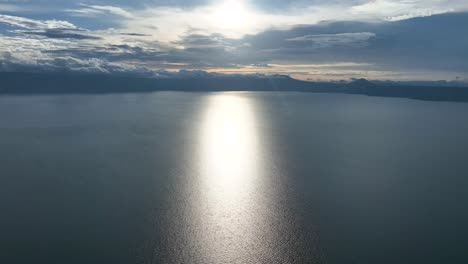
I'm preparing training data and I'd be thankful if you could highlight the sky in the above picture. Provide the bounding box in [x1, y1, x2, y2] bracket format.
[0, 0, 467, 81]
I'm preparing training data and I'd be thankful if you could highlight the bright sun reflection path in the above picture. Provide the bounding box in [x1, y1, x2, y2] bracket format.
[197, 93, 263, 262]
[200, 93, 258, 198]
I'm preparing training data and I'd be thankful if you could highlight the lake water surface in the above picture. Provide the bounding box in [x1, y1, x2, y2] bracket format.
[1, 92, 468, 264]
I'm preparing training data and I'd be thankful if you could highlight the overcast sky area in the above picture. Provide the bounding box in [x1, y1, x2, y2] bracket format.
[0, 0, 467, 80]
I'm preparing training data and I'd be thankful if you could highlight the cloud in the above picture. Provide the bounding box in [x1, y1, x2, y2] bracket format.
[286, 32, 376, 48]
[350, 0, 456, 21]
[21, 28, 101, 39]
[0, 50, 155, 76]
[0, 49, 288, 79]
[0, 14, 77, 29]
[0, 10, 467, 81]
[120, 32, 151, 36]
[0, 15, 100, 40]
[3, 1, 468, 41]
[104, 0, 466, 44]
[172, 33, 242, 50]
[0, 0, 209, 10]
[68, 4, 133, 18]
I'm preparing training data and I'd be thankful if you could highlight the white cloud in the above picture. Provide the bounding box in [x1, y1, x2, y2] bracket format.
[0, 14, 77, 29]
[120, 4, 331, 41]
[68, 4, 133, 18]
[350, 0, 463, 21]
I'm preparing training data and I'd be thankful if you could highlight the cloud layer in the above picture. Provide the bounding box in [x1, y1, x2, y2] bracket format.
[0, 1, 467, 80]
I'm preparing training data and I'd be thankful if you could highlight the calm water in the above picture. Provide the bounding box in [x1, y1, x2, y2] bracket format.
[1, 92, 468, 264]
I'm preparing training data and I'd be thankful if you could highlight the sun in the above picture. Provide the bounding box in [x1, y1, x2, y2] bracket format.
[211, 0, 252, 33]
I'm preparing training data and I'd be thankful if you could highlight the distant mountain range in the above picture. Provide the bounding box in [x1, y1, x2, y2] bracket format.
[1, 72, 468, 102]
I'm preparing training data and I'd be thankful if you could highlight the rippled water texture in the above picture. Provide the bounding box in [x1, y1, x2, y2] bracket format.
[1, 92, 468, 264]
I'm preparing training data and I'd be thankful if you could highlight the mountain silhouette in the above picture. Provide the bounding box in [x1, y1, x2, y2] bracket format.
[1, 72, 467, 102]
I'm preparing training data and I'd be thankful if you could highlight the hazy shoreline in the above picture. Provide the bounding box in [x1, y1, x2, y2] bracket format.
[1, 72, 468, 102]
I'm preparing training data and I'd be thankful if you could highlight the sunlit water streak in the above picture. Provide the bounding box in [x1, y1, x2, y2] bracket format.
[195, 93, 266, 263]
[153, 93, 313, 264]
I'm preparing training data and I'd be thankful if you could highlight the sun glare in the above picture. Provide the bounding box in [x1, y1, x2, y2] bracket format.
[211, 0, 252, 33]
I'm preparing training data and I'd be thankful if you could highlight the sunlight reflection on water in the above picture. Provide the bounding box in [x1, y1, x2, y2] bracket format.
[196, 93, 265, 262]
[200, 93, 259, 198]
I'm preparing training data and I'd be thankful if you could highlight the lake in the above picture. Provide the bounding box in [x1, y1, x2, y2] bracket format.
[1, 92, 468, 264]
